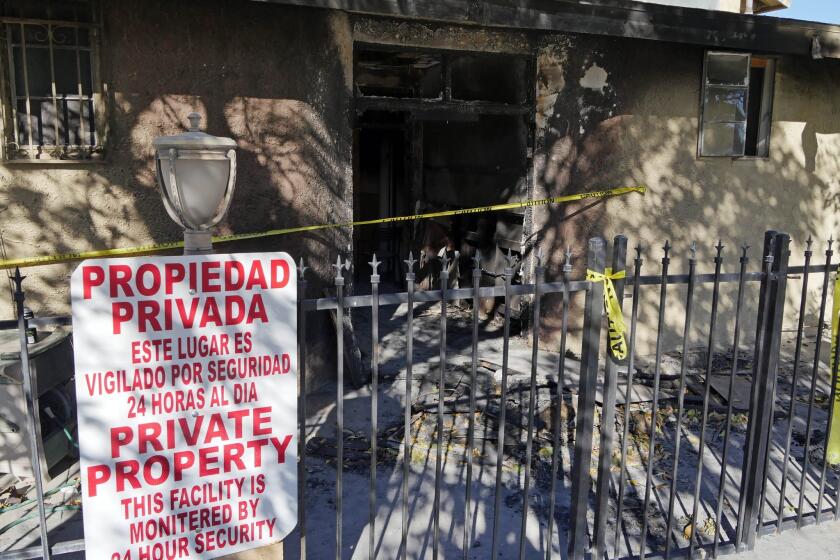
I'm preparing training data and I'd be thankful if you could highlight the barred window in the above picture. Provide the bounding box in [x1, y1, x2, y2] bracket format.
[1, 0, 102, 160]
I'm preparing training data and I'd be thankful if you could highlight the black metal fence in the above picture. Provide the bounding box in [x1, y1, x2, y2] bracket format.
[2, 229, 839, 560]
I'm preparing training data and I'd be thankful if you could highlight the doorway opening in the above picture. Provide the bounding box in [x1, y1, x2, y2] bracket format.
[352, 44, 535, 292]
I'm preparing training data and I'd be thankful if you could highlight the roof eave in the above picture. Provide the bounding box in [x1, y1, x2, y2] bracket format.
[252, 0, 840, 58]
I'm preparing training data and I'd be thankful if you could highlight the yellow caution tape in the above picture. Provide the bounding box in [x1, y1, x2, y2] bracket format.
[827, 272, 840, 465]
[587, 267, 628, 362]
[0, 185, 645, 270]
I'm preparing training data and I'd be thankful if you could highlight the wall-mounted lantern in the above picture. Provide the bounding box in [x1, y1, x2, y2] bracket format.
[153, 112, 237, 254]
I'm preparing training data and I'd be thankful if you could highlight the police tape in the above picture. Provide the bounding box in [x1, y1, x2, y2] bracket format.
[0, 185, 646, 270]
[586, 267, 628, 362]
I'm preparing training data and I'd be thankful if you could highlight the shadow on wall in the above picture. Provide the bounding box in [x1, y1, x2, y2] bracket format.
[531, 35, 840, 354]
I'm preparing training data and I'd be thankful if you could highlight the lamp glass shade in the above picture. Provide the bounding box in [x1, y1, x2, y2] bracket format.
[159, 156, 232, 228]
[153, 113, 237, 231]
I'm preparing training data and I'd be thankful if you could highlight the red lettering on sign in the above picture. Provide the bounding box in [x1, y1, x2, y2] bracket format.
[81, 265, 104, 299]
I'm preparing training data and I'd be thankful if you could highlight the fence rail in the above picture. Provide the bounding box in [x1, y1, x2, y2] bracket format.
[1, 230, 839, 560]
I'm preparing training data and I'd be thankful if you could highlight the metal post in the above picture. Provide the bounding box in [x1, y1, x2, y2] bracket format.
[593, 236, 628, 559]
[664, 243, 698, 559]
[433, 255, 449, 560]
[519, 251, 545, 560]
[614, 243, 644, 559]
[569, 237, 606, 560]
[297, 259, 309, 559]
[333, 256, 349, 560]
[776, 238, 813, 532]
[491, 251, 516, 558]
[639, 241, 672, 560]
[12, 269, 51, 560]
[736, 231, 776, 550]
[463, 251, 481, 559]
[401, 253, 417, 560]
[741, 232, 790, 550]
[816, 290, 840, 521]
[797, 239, 834, 528]
[713, 244, 750, 559]
[689, 241, 724, 558]
[546, 249, 573, 560]
[369, 255, 381, 560]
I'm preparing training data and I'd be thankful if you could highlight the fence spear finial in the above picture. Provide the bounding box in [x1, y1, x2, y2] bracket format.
[472, 249, 481, 271]
[563, 246, 573, 274]
[369, 253, 381, 277]
[663, 240, 672, 259]
[332, 255, 348, 280]
[12, 267, 25, 289]
[828, 235, 835, 251]
[503, 248, 516, 270]
[404, 251, 417, 273]
[715, 239, 724, 257]
[741, 242, 750, 260]
[297, 257, 308, 280]
[806, 235, 814, 252]
[689, 241, 697, 261]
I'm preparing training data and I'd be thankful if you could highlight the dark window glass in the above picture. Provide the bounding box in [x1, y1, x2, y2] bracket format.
[449, 53, 530, 104]
[355, 50, 443, 99]
[744, 66, 766, 157]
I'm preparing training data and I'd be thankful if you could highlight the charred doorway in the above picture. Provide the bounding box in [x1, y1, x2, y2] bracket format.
[353, 45, 534, 289]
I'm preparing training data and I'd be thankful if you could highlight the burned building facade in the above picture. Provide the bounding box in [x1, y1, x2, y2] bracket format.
[1, 0, 839, 386]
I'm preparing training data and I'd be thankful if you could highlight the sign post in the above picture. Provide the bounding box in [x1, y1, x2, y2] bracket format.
[71, 253, 297, 560]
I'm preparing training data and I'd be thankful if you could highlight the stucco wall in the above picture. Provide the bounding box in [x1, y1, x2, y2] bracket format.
[533, 34, 840, 352]
[0, 0, 354, 386]
[0, 0, 353, 314]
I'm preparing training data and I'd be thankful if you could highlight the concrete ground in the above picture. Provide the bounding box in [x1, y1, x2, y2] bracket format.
[734, 521, 840, 560]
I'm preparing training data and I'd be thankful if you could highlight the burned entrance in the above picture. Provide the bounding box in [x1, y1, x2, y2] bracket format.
[353, 45, 534, 289]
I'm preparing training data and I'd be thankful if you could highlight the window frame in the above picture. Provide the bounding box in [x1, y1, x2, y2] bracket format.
[698, 50, 776, 160]
[0, 9, 106, 163]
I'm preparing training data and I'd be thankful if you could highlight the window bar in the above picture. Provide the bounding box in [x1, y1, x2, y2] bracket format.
[816, 282, 840, 521]
[545, 249, 572, 560]
[490, 252, 515, 559]
[712, 244, 750, 558]
[297, 260, 308, 560]
[776, 238, 812, 531]
[369, 255, 381, 560]
[333, 256, 348, 560]
[689, 241, 724, 559]
[518, 250, 544, 560]
[73, 17, 87, 150]
[401, 253, 417, 560]
[462, 251, 481, 560]
[639, 240, 672, 560]
[47, 23, 60, 152]
[796, 239, 834, 528]
[20, 23, 34, 151]
[6, 26, 20, 150]
[433, 254, 448, 559]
